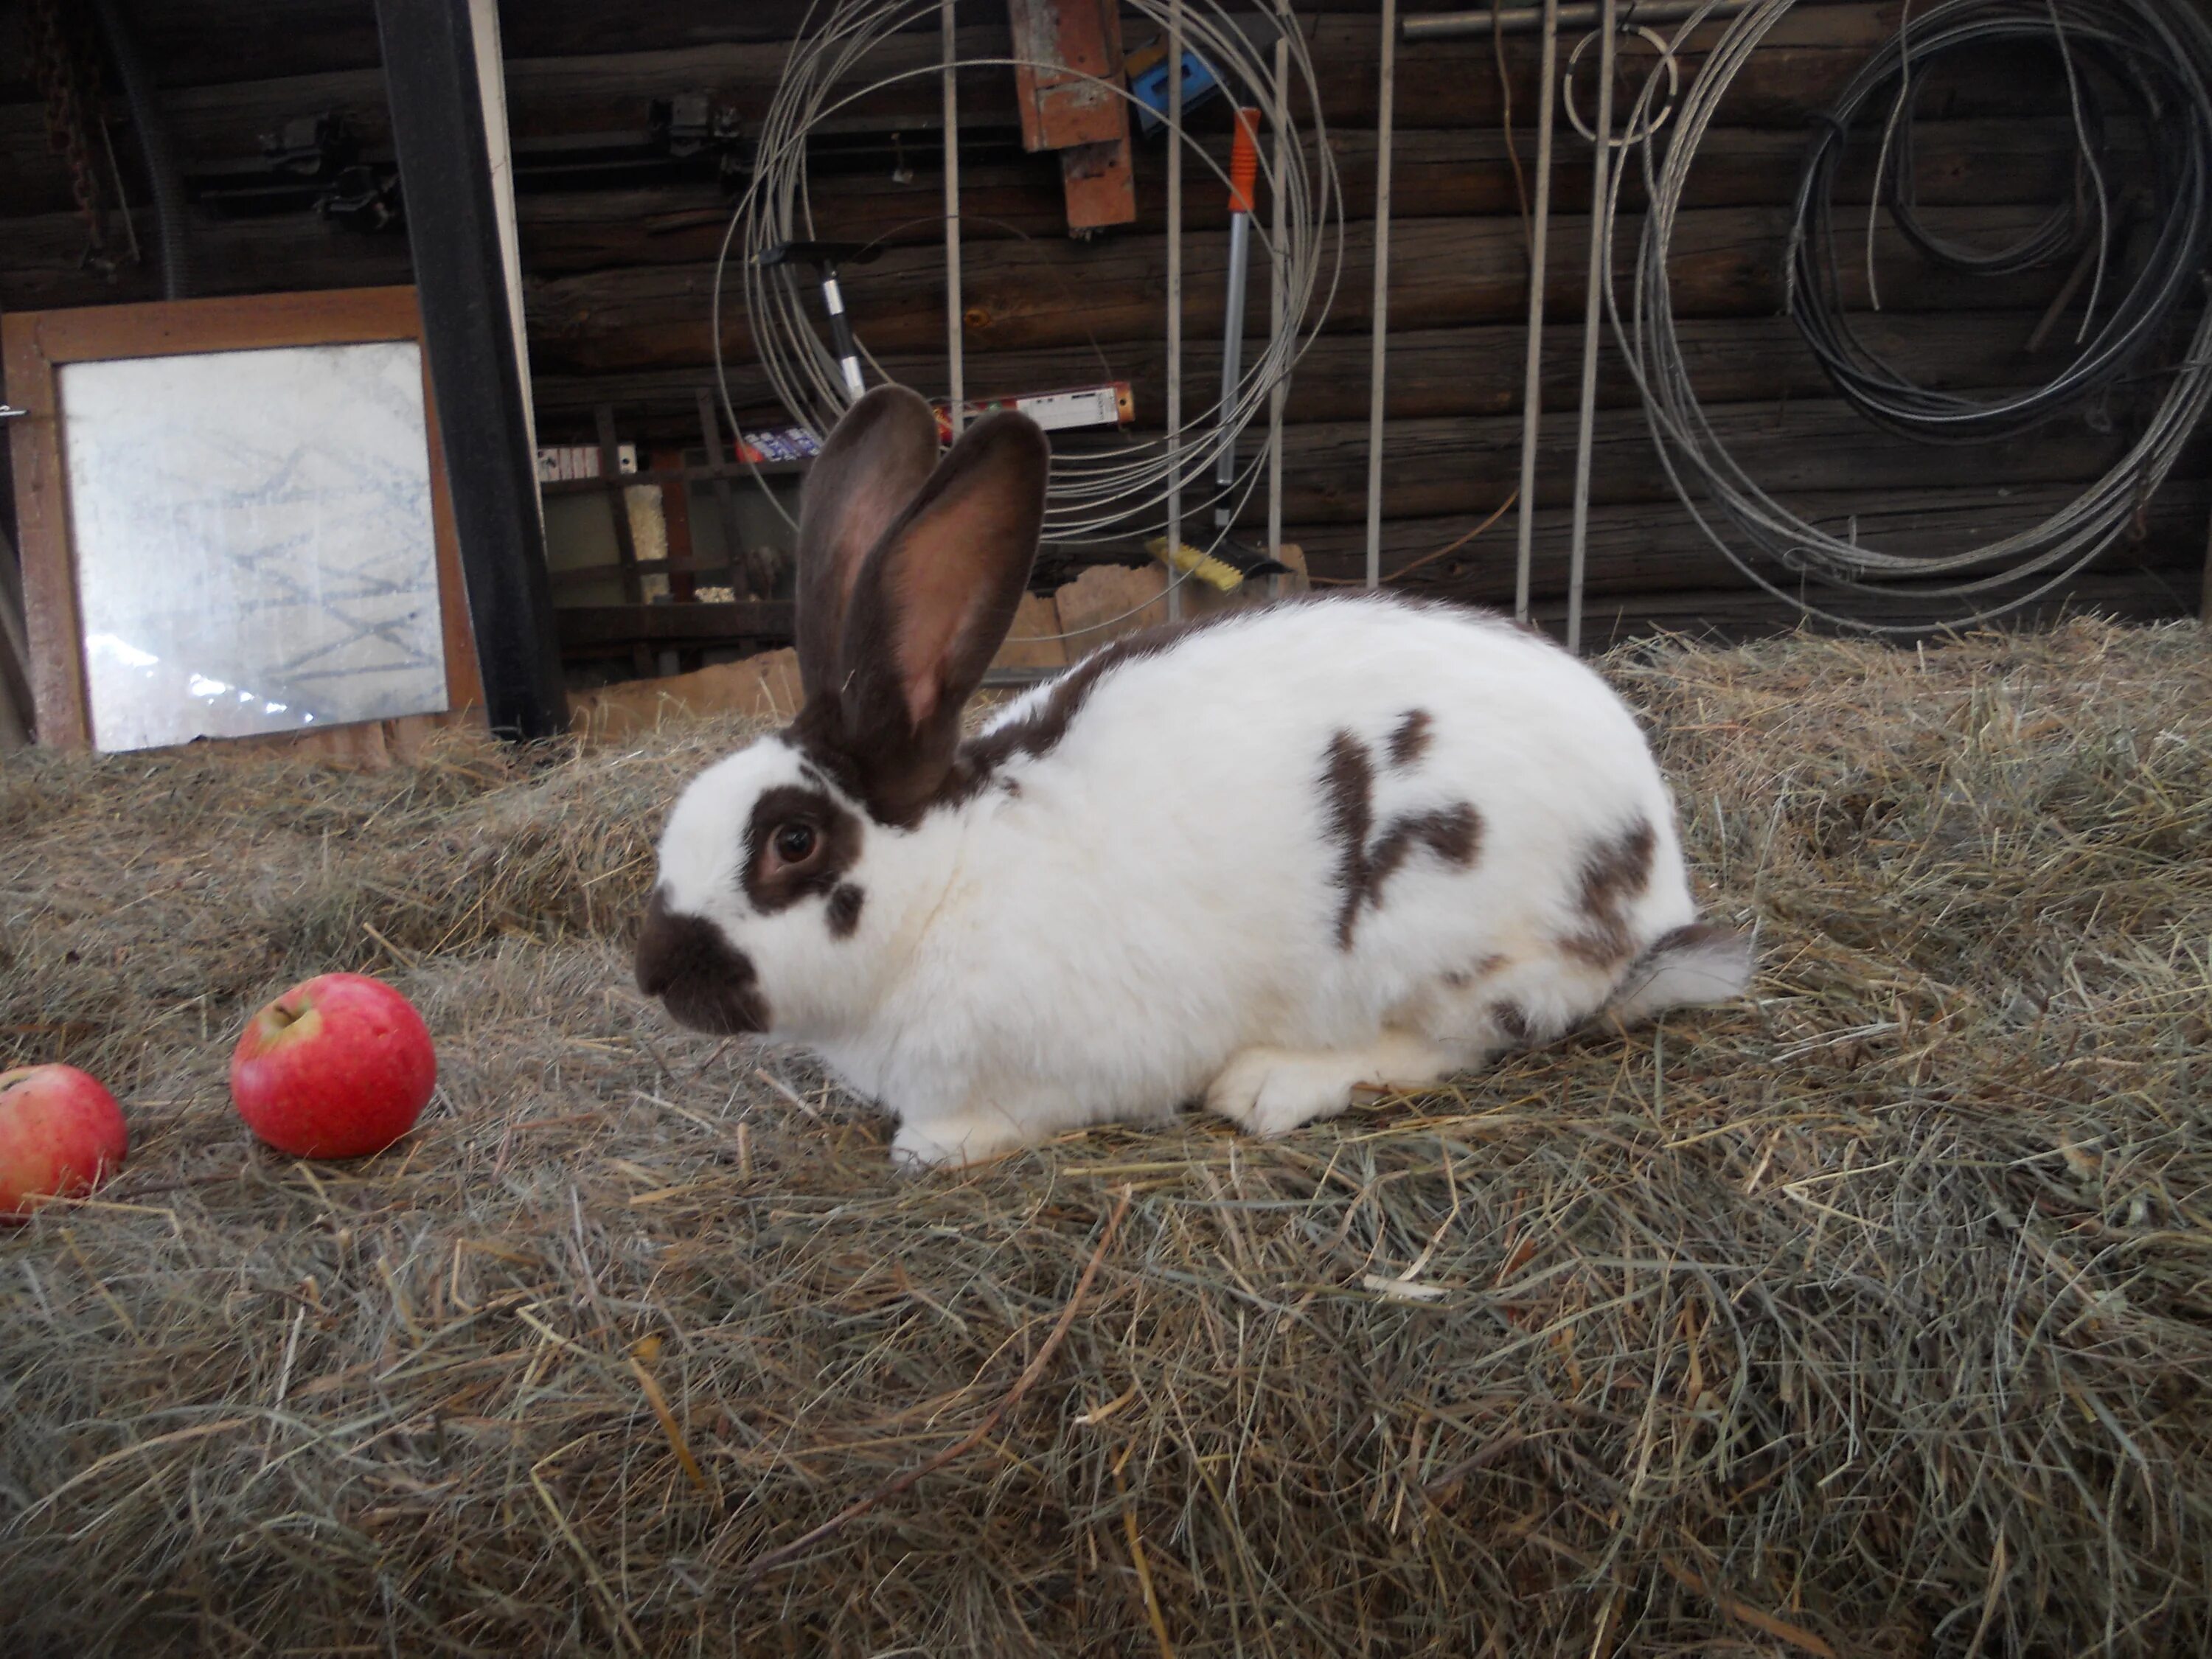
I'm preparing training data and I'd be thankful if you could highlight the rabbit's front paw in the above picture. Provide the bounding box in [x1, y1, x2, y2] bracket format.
[1206, 1037, 1456, 1139]
[891, 1107, 1033, 1172]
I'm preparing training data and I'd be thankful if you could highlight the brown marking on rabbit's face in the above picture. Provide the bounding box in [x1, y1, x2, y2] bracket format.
[641, 737, 879, 1042]
[1559, 818, 1656, 967]
[742, 783, 864, 921]
[635, 888, 771, 1034]
[1320, 727, 1484, 950]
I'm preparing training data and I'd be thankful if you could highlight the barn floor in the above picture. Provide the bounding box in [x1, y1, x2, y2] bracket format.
[4, 619, 2210, 1657]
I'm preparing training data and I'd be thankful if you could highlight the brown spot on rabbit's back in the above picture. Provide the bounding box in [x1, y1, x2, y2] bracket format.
[1321, 730, 1378, 947]
[1321, 729, 1484, 949]
[1559, 818, 1656, 967]
[1386, 709, 1434, 769]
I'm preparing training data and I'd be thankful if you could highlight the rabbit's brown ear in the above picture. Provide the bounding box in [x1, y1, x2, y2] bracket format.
[818, 410, 1048, 824]
[793, 386, 941, 707]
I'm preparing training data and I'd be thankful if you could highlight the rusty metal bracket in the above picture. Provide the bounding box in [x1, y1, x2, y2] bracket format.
[1007, 0, 1136, 234]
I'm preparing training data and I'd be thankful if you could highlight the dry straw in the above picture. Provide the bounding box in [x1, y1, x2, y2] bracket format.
[4, 618, 2209, 1655]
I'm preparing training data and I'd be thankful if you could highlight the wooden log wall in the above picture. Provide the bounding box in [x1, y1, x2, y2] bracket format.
[0, 0, 2203, 646]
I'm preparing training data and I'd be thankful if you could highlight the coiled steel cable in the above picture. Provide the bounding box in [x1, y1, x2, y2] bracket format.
[1607, 0, 2212, 633]
[1787, 0, 2212, 444]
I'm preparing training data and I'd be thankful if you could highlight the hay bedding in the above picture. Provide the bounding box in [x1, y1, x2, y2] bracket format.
[2, 618, 2208, 1657]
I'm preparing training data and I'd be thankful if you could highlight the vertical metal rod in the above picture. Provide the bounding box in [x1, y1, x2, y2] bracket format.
[1363, 0, 1398, 591]
[942, 0, 964, 435]
[822, 269, 866, 395]
[1267, 32, 1290, 591]
[1214, 147, 1253, 523]
[1565, 0, 1617, 654]
[695, 387, 750, 599]
[1513, 0, 1562, 625]
[1166, 0, 1185, 619]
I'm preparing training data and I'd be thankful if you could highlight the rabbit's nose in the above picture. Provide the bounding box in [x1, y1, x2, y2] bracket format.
[636, 890, 771, 1034]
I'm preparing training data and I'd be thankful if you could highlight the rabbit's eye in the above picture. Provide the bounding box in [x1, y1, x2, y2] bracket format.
[773, 822, 818, 863]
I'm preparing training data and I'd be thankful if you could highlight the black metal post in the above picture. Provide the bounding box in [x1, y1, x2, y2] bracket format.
[374, 0, 568, 740]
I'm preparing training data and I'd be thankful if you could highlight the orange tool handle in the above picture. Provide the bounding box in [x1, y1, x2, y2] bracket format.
[1227, 107, 1262, 215]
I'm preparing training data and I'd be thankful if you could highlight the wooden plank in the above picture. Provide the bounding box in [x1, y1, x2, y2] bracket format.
[1, 284, 425, 361]
[590, 403, 652, 677]
[532, 308, 2062, 437]
[0, 206, 414, 311]
[521, 202, 2083, 373]
[0, 5, 2059, 215]
[538, 456, 807, 492]
[649, 443, 697, 602]
[0, 133, 2126, 316]
[476, 8, 2065, 140]
[1, 85, 2107, 230]
[5, 309, 100, 747]
[1287, 479, 2212, 602]
[695, 386, 752, 599]
[0, 520, 35, 749]
[481, 122, 2110, 278]
[556, 600, 796, 652]
[94, 0, 1896, 91]
[1244, 396, 2185, 525]
[593, 404, 648, 604]
[419, 330, 488, 717]
[549, 557, 736, 590]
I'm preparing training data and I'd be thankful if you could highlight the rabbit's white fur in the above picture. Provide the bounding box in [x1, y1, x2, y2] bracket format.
[638, 388, 1750, 1168]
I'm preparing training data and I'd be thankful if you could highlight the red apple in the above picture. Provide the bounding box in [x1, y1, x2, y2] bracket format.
[230, 973, 437, 1159]
[0, 1063, 129, 1222]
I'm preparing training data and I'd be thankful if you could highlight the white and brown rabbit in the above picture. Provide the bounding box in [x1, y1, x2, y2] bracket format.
[636, 385, 1750, 1167]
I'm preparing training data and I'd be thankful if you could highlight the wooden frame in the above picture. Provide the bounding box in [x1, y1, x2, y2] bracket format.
[2, 286, 481, 755]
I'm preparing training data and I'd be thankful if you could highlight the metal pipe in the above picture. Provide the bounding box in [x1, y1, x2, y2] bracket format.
[1405, 0, 1749, 39]
[942, 0, 964, 434]
[1512, 0, 1562, 625]
[1217, 220, 1251, 503]
[1363, 0, 1399, 591]
[1216, 109, 1260, 529]
[1565, 0, 1618, 655]
[1267, 32, 1290, 594]
[821, 270, 866, 396]
[1166, 0, 1185, 620]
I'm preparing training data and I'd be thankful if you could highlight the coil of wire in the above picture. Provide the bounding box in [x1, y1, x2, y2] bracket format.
[715, 0, 1343, 550]
[1610, 0, 2212, 633]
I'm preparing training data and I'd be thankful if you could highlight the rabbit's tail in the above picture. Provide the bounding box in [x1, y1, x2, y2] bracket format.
[1604, 922, 1754, 1027]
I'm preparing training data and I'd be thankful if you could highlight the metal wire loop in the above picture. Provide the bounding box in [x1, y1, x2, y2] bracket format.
[1563, 24, 1681, 149]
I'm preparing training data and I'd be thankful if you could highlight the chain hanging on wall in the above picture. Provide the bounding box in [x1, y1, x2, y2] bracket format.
[24, 0, 135, 277]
